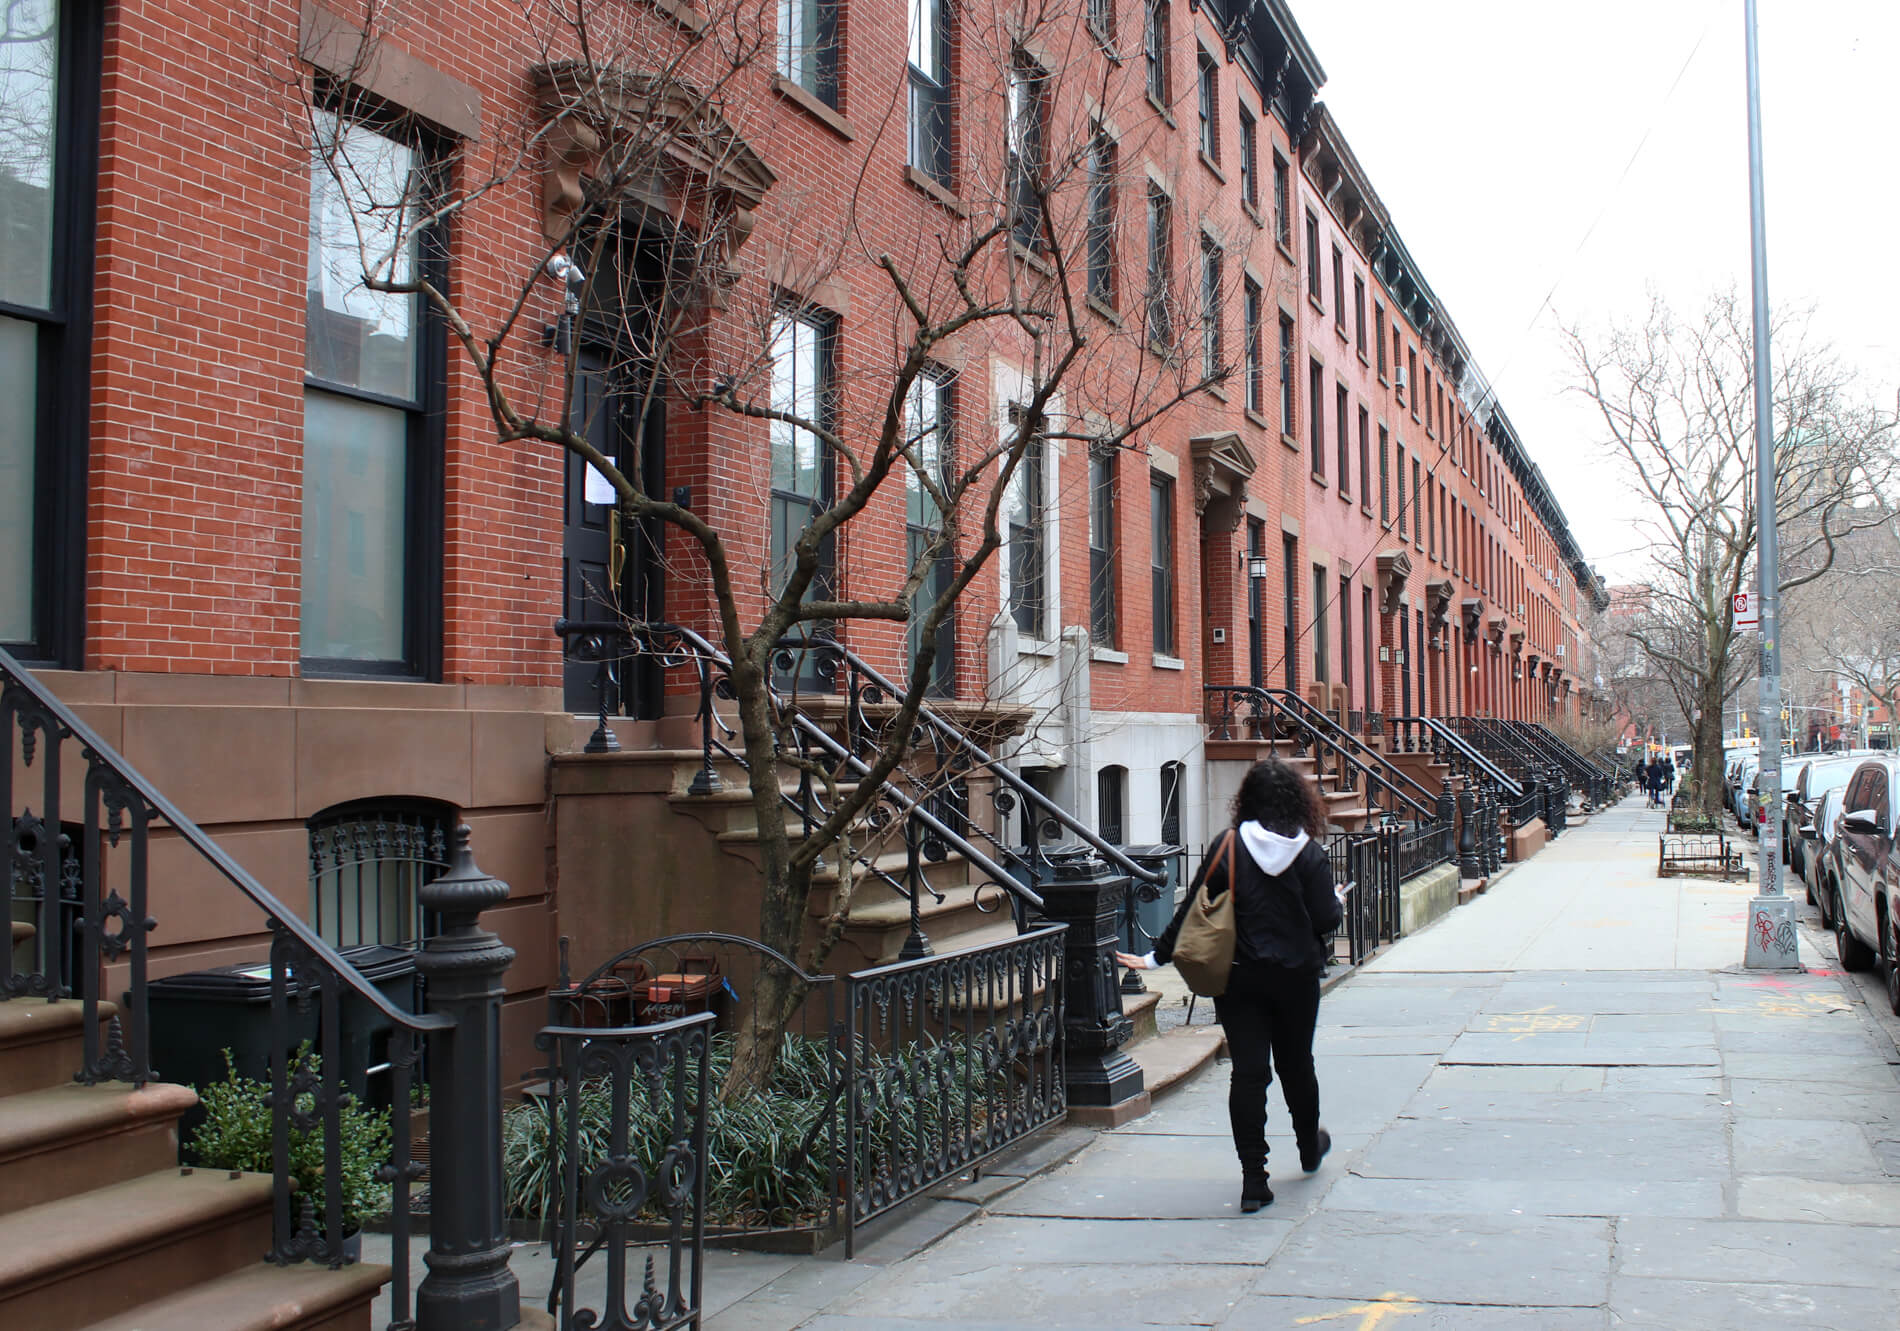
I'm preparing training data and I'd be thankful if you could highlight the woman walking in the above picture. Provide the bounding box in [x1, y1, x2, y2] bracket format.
[1117, 759, 1346, 1212]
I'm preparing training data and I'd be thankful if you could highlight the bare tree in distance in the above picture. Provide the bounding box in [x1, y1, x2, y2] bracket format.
[1785, 514, 1900, 750]
[1565, 291, 1898, 814]
[290, 0, 1255, 1090]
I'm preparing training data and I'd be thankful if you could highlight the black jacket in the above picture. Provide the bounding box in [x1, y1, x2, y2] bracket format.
[1154, 828, 1341, 975]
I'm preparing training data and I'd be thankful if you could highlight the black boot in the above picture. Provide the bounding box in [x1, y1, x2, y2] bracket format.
[1300, 1127, 1332, 1174]
[1240, 1167, 1274, 1213]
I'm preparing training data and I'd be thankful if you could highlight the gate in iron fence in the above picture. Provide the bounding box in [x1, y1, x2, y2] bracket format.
[1324, 828, 1403, 967]
[842, 924, 1067, 1255]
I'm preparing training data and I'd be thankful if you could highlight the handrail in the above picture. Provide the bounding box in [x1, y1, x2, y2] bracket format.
[613, 623, 1045, 912]
[0, 645, 448, 1037]
[1525, 722, 1616, 785]
[1258, 688, 1439, 810]
[1398, 715, 1523, 797]
[1508, 721, 1603, 795]
[1444, 716, 1543, 785]
[830, 643, 1164, 885]
[1205, 685, 1437, 825]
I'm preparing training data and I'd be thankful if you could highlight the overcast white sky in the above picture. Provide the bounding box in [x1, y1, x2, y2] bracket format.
[1289, 0, 1898, 584]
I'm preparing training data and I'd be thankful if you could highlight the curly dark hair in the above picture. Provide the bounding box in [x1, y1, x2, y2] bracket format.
[1231, 757, 1325, 838]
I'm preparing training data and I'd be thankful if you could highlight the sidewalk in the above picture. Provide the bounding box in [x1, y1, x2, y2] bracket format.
[695, 797, 1900, 1329]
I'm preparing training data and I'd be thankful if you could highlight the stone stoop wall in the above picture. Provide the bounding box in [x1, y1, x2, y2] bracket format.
[1509, 817, 1548, 862]
[1399, 863, 1461, 936]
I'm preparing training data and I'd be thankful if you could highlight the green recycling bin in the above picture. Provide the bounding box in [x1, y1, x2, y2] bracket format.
[1121, 844, 1183, 950]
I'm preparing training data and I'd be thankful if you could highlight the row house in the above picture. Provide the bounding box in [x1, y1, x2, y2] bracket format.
[2, 0, 1597, 1088]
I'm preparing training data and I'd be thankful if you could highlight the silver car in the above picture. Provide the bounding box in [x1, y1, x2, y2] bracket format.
[1801, 784, 1848, 921]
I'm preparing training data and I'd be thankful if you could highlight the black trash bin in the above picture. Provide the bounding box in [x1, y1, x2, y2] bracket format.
[145, 943, 418, 1121]
[1120, 844, 1184, 949]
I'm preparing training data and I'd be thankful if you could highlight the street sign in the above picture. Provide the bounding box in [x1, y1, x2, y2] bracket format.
[1732, 591, 1760, 633]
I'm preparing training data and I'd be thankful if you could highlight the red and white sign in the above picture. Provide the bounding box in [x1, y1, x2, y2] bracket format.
[1732, 591, 1760, 633]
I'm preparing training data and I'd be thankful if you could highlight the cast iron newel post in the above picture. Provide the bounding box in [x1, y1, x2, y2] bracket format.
[414, 827, 522, 1331]
[1437, 779, 1457, 865]
[1457, 784, 1481, 880]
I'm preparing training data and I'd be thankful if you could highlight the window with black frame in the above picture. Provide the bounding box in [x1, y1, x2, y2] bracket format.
[307, 799, 454, 950]
[1199, 235, 1222, 380]
[1089, 444, 1117, 647]
[1086, 127, 1117, 307]
[1006, 51, 1046, 250]
[1196, 51, 1218, 161]
[1144, 0, 1169, 107]
[1243, 278, 1262, 414]
[904, 368, 955, 696]
[302, 104, 444, 678]
[769, 304, 837, 690]
[1145, 183, 1173, 351]
[907, 0, 951, 186]
[1097, 765, 1126, 846]
[1150, 473, 1175, 656]
[2, 0, 97, 664]
[1160, 762, 1183, 845]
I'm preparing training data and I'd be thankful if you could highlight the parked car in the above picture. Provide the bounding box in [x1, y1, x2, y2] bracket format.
[1787, 757, 1858, 878]
[1802, 785, 1848, 924]
[1732, 755, 1760, 824]
[1822, 757, 1900, 1012]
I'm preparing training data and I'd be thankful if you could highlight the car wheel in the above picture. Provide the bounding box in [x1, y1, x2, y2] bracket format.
[1814, 872, 1831, 926]
[1837, 885, 1875, 972]
[1887, 909, 1900, 1016]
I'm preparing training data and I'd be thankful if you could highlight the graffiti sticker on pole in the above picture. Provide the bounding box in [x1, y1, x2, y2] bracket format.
[1732, 591, 1760, 633]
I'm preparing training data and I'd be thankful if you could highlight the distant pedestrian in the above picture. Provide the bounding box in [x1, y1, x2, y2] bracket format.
[1662, 758, 1676, 800]
[1117, 759, 1347, 1213]
[1646, 760, 1667, 808]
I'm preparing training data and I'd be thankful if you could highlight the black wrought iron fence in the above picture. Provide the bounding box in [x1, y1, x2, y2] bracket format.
[537, 1012, 713, 1331]
[842, 924, 1066, 1255]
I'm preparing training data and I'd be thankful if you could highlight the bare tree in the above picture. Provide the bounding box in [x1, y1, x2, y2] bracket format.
[1565, 292, 1897, 813]
[291, 0, 1245, 1088]
[1786, 514, 1900, 747]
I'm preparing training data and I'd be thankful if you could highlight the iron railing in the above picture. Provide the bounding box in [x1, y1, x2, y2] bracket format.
[1204, 685, 1441, 830]
[843, 924, 1067, 1254]
[0, 645, 520, 1330]
[1503, 721, 1602, 811]
[1324, 828, 1401, 966]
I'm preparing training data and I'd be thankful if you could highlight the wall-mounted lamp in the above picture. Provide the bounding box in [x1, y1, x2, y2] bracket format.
[1379, 646, 1390, 662]
[1247, 554, 1271, 580]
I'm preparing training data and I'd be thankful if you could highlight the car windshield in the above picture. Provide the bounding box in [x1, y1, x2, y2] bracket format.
[1805, 763, 1857, 797]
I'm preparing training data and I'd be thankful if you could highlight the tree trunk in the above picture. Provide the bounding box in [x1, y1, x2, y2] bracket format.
[1689, 682, 1728, 819]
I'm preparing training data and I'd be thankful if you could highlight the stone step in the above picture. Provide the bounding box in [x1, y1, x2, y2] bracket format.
[76, 1260, 392, 1331]
[1129, 1025, 1226, 1100]
[0, 1082, 198, 1216]
[0, 999, 117, 1096]
[0, 1169, 274, 1331]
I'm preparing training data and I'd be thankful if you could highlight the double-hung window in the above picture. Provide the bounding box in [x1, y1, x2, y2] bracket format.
[1006, 410, 1046, 638]
[769, 305, 837, 686]
[2, 0, 97, 663]
[1237, 105, 1257, 208]
[1086, 128, 1116, 307]
[1006, 53, 1046, 249]
[1335, 385, 1349, 495]
[1196, 51, 1218, 161]
[1311, 565, 1329, 683]
[1308, 360, 1324, 476]
[302, 109, 443, 677]
[1272, 153, 1290, 248]
[1353, 276, 1366, 358]
[1374, 303, 1386, 378]
[905, 369, 955, 695]
[1089, 446, 1117, 647]
[1358, 407, 1371, 505]
[1278, 311, 1295, 436]
[1145, 183, 1173, 351]
[1378, 425, 1390, 523]
[1242, 279, 1263, 415]
[1199, 235, 1222, 380]
[1144, 0, 1169, 107]
[907, 0, 952, 186]
[1151, 473, 1175, 656]
[1305, 212, 1322, 305]
[1332, 247, 1345, 334]
[779, 0, 840, 108]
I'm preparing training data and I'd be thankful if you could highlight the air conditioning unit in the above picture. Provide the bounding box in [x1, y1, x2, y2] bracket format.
[1395, 366, 1409, 394]
[1516, 603, 1526, 616]
[1556, 644, 1567, 657]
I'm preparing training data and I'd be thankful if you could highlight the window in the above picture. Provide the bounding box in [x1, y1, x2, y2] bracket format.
[1088, 0, 1115, 46]
[1196, 50, 1218, 161]
[1353, 276, 1366, 358]
[1408, 347, 1419, 417]
[1199, 235, 1222, 380]
[1160, 762, 1184, 844]
[1397, 447, 1407, 537]
[1308, 360, 1324, 475]
[1006, 410, 1046, 637]
[769, 305, 838, 686]
[1412, 456, 1422, 542]
[905, 369, 955, 695]
[1144, 0, 1169, 106]
[1278, 311, 1295, 436]
[907, 0, 952, 186]
[1340, 574, 1353, 700]
[1247, 518, 1265, 685]
[308, 799, 452, 949]
[1358, 407, 1370, 506]
[1097, 765, 1127, 846]
[2, 0, 96, 662]
[1242, 279, 1263, 415]
[1335, 385, 1349, 494]
[1378, 425, 1390, 524]
[1145, 183, 1173, 350]
[1305, 212, 1321, 304]
[1272, 152, 1290, 248]
[1086, 128, 1117, 307]
[1089, 445, 1117, 646]
[303, 112, 443, 676]
[1151, 473, 1175, 655]
[1006, 52, 1046, 249]
[1392, 328, 1402, 395]
[1423, 368, 1434, 434]
[1237, 105, 1257, 208]
[779, 0, 839, 108]
[1312, 564, 1329, 683]
[1427, 473, 1436, 556]
[1374, 302, 1386, 379]
[1361, 585, 1374, 719]
[1282, 533, 1298, 693]
[1332, 246, 1345, 333]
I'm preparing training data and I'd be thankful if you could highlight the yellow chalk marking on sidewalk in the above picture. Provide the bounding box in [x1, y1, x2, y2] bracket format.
[1481, 1005, 1585, 1036]
[1294, 1293, 1424, 1328]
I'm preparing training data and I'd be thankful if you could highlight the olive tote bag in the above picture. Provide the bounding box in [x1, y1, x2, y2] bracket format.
[1172, 830, 1238, 997]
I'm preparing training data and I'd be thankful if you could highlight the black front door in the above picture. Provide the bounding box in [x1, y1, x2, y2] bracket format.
[562, 350, 665, 715]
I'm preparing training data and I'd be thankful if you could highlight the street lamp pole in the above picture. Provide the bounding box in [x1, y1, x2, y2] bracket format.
[1742, 0, 1797, 969]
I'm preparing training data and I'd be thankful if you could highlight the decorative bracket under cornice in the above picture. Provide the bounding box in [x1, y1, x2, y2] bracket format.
[1377, 549, 1413, 615]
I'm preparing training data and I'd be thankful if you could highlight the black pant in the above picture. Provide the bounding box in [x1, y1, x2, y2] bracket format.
[1213, 961, 1322, 1171]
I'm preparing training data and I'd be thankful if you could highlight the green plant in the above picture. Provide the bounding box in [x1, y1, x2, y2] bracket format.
[504, 1030, 1002, 1231]
[189, 1047, 393, 1234]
